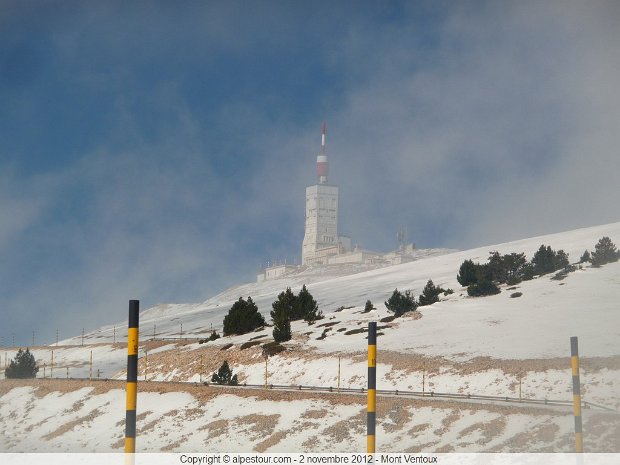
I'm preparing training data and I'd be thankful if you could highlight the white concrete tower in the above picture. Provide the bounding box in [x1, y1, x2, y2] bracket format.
[302, 123, 340, 265]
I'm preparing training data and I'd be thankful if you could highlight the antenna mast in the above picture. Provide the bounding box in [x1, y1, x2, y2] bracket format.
[317, 122, 328, 184]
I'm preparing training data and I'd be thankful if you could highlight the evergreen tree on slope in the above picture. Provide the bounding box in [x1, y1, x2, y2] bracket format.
[295, 284, 323, 323]
[211, 361, 238, 385]
[5, 348, 39, 379]
[223, 296, 266, 336]
[418, 279, 442, 307]
[591, 236, 619, 267]
[271, 288, 294, 342]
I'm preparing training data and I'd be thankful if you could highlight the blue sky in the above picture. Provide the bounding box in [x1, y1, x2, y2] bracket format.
[1, 1, 619, 346]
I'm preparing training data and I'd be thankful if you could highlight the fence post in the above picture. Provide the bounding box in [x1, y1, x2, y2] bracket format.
[125, 300, 139, 454]
[367, 321, 377, 453]
[571, 336, 584, 453]
[338, 356, 341, 392]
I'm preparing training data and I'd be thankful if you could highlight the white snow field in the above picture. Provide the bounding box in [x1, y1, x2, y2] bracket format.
[1, 222, 619, 452]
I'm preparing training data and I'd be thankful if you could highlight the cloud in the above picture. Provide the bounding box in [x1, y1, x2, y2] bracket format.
[325, 1, 620, 250]
[2, 1, 619, 345]
[0, 173, 45, 251]
[0, 99, 312, 344]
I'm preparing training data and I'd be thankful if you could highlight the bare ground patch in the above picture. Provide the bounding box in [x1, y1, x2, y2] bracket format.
[42, 408, 103, 440]
[323, 410, 366, 444]
[198, 419, 230, 438]
[457, 416, 507, 446]
[254, 430, 289, 452]
[488, 420, 562, 452]
[301, 409, 329, 419]
[433, 409, 461, 435]
[234, 414, 280, 441]
[382, 402, 413, 433]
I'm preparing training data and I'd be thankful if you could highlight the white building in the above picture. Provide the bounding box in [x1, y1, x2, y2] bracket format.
[302, 184, 341, 264]
[301, 124, 351, 265]
[258, 124, 416, 282]
[256, 263, 298, 282]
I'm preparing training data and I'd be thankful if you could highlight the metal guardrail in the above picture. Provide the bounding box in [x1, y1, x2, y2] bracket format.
[17, 376, 619, 413]
[582, 400, 618, 412]
[197, 381, 618, 413]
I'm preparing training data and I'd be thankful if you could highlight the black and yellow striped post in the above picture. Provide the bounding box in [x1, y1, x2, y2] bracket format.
[570, 336, 583, 453]
[125, 300, 139, 454]
[367, 321, 377, 453]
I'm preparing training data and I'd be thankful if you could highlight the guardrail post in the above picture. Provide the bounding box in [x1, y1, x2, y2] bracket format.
[125, 300, 139, 454]
[571, 336, 584, 453]
[367, 321, 377, 453]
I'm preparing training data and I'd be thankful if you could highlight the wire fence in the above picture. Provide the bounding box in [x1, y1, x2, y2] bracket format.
[1, 336, 618, 414]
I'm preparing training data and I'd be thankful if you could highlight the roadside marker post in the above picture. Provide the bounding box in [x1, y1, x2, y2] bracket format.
[367, 321, 377, 453]
[571, 336, 584, 453]
[125, 300, 139, 454]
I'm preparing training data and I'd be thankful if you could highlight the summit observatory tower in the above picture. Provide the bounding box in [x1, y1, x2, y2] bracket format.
[302, 124, 343, 265]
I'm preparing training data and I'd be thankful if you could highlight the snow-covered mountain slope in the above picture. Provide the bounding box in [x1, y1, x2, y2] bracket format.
[60, 221, 620, 361]
[2, 379, 619, 453]
[1, 222, 620, 452]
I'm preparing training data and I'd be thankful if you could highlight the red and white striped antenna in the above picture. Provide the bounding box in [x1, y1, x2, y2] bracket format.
[317, 122, 328, 184]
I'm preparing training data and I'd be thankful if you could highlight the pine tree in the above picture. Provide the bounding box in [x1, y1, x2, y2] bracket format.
[580, 250, 591, 263]
[532, 245, 557, 275]
[211, 361, 238, 385]
[487, 252, 507, 283]
[457, 259, 478, 286]
[295, 285, 323, 323]
[271, 289, 293, 342]
[553, 250, 570, 270]
[363, 300, 374, 313]
[502, 252, 527, 284]
[384, 289, 417, 317]
[418, 279, 442, 306]
[521, 262, 536, 281]
[591, 236, 619, 267]
[467, 279, 500, 297]
[223, 296, 266, 336]
[5, 348, 39, 379]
